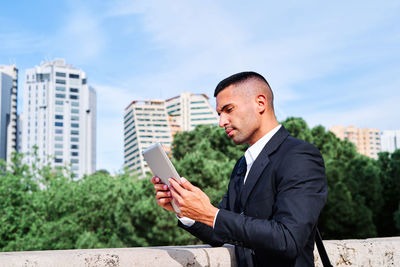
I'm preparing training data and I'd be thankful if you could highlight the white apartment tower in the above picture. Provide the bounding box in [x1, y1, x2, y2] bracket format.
[0, 65, 18, 163]
[22, 59, 96, 177]
[124, 100, 173, 176]
[165, 92, 219, 132]
[381, 130, 400, 153]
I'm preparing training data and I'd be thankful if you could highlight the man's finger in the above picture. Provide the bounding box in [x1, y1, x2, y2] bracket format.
[157, 197, 172, 205]
[156, 191, 171, 200]
[169, 178, 185, 195]
[154, 183, 169, 191]
[169, 186, 183, 205]
[179, 177, 196, 191]
[151, 176, 160, 184]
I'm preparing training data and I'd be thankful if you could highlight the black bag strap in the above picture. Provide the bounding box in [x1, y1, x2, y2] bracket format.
[315, 228, 333, 267]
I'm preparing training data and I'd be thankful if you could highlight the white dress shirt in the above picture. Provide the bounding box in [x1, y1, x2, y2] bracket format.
[178, 124, 282, 227]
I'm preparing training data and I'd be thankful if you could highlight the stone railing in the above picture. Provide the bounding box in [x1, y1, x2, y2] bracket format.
[0, 237, 398, 266]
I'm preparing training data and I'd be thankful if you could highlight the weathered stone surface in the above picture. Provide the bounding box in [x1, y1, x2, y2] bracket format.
[314, 237, 400, 267]
[0, 245, 236, 267]
[0, 237, 398, 266]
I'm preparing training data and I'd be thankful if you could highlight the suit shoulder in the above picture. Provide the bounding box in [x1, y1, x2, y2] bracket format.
[274, 136, 323, 166]
[284, 136, 321, 154]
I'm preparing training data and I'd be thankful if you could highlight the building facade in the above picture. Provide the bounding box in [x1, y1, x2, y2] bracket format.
[381, 130, 400, 153]
[0, 65, 18, 163]
[124, 93, 219, 176]
[22, 59, 96, 177]
[329, 125, 381, 159]
[124, 100, 173, 176]
[165, 92, 219, 132]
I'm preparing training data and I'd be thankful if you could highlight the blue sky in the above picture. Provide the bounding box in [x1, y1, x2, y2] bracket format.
[1, 0, 399, 173]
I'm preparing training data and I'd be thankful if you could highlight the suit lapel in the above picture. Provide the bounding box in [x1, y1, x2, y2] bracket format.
[239, 126, 290, 208]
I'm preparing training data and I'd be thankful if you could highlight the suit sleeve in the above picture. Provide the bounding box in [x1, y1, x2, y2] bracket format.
[213, 143, 328, 259]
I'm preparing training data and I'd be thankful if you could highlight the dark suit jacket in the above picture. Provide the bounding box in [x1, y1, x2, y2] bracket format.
[179, 126, 328, 267]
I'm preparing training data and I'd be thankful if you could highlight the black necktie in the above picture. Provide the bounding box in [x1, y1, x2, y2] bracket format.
[234, 157, 247, 212]
[237, 156, 247, 185]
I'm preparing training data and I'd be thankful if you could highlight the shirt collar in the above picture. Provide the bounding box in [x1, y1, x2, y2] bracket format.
[244, 124, 282, 165]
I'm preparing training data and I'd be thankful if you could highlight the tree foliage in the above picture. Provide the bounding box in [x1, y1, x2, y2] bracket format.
[0, 119, 399, 252]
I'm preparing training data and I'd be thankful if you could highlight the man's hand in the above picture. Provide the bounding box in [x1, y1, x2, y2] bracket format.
[151, 176, 174, 212]
[169, 177, 218, 227]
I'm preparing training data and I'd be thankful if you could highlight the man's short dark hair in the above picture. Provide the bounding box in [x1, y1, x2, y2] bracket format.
[214, 71, 271, 97]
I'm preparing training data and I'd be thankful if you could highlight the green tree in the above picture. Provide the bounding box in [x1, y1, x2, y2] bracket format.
[282, 117, 378, 239]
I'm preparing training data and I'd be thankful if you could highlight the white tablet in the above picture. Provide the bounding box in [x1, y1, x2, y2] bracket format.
[142, 142, 181, 213]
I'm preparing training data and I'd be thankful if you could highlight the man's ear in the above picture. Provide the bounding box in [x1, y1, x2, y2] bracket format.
[255, 94, 267, 113]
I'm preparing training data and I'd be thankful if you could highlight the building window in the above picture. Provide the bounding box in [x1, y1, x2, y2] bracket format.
[70, 95, 79, 100]
[55, 100, 64, 105]
[71, 102, 79, 107]
[71, 123, 79, 128]
[69, 74, 79, 79]
[55, 136, 63, 141]
[70, 88, 79, 93]
[56, 72, 66, 77]
[55, 158, 63, 163]
[71, 116, 79, 121]
[55, 143, 63, 149]
[82, 78, 87, 84]
[55, 129, 63, 134]
[71, 109, 79, 114]
[55, 115, 63, 120]
[71, 159, 79, 164]
[56, 86, 66, 92]
[71, 152, 79, 156]
[71, 144, 78, 149]
[71, 130, 79, 135]
[71, 137, 79, 142]
[56, 93, 66, 98]
[55, 122, 63, 127]
[56, 79, 66, 84]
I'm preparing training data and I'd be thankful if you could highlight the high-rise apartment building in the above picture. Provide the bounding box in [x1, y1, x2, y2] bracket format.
[166, 92, 219, 132]
[0, 65, 18, 163]
[124, 93, 219, 176]
[329, 125, 381, 159]
[381, 130, 400, 153]
[22, 59, 96, 177]
[124, 100, 173, 175]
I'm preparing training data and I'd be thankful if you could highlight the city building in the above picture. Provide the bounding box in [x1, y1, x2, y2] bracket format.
[381, 130, 400, 153]
[22, 59, 96, 177]
[165, 92, 219, 132]
[123, 93, 219, 176]
[329, 125, 381, 159]
[124, 100, 173, 176]
[0, 65, 18, 163]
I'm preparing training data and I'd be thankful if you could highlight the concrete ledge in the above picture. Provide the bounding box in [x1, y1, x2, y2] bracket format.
[0, 245, 236, 267]
[314, 237, 400, 267]
[0, 237, 399, 266]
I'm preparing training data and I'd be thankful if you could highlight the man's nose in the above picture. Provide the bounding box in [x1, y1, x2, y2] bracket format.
[219, 113, 228, 128]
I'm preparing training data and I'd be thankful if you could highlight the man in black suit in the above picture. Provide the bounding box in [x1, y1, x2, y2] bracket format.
[152, 72, 328, 267]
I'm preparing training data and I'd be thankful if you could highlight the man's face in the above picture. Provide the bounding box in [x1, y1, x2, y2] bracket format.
[216, 84, 260, 145]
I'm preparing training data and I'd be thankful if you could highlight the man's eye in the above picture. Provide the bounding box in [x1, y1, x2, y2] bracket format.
[227, 108, 233, 113]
